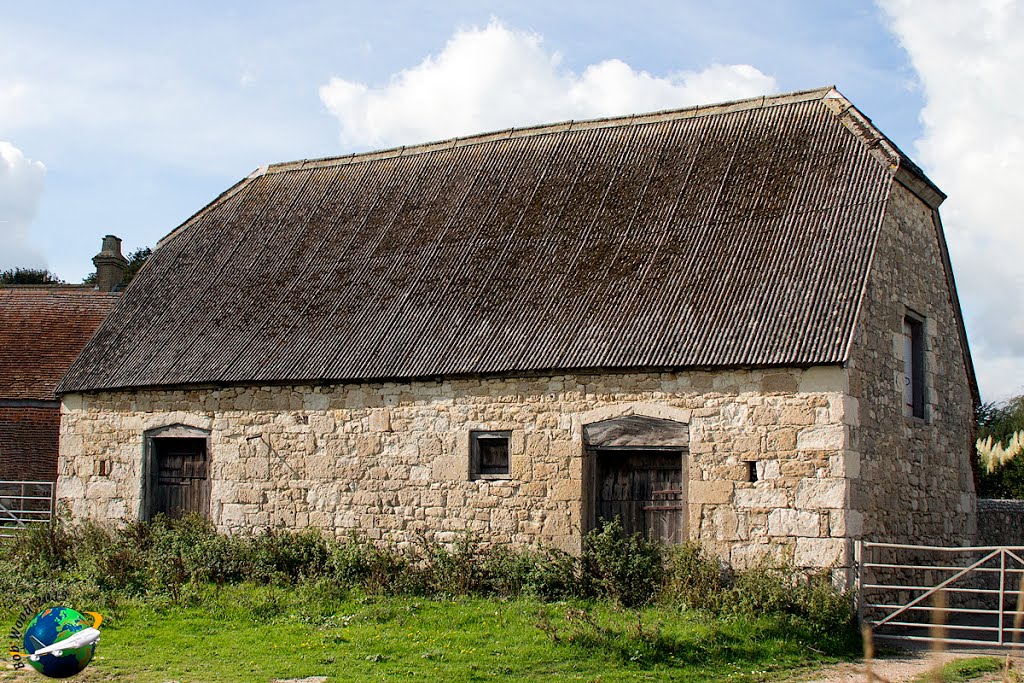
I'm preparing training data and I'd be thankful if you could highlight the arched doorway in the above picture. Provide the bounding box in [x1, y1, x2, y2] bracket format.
[584, 414, 688, 543]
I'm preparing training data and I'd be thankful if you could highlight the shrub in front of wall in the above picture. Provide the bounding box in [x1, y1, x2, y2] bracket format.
[581, 519, 663, 608]
[244, 527, 331, 583]
[421, 532, 487, 596]
[660, 541, 729, 610]
[327, 535, 427, 595]
[479, 544, 580, 600]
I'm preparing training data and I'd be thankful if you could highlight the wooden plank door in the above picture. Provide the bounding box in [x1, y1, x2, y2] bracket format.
[150, 437, 210, 519]
[596, 450, 684, 543]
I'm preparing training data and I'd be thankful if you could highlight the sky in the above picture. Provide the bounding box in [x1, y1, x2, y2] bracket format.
[0, 1, 1021, 403]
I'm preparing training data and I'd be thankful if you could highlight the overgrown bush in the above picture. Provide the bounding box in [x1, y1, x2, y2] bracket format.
[582, 518, 663, 607]
[479, 543, 578, 600]
[0, 516, 854, 646]
[659, 539, 855, 648]
[661, 542, 728, 610]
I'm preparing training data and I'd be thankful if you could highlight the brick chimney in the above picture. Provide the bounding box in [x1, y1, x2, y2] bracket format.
[92, 235, 128, 292]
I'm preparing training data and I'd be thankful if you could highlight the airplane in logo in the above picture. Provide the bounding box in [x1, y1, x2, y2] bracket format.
[14, 612, 102, 661]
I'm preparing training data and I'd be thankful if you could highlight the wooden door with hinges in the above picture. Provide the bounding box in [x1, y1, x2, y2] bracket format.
[596, 450, 685, 544]
[149, 437, 210, 519]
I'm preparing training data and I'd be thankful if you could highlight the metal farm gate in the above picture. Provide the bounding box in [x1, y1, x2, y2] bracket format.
[0, 480, 55, 538]
[858, 540, 1024, 648]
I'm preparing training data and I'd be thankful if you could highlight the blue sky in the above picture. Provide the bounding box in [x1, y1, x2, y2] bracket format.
[2, 1, 1022, 402]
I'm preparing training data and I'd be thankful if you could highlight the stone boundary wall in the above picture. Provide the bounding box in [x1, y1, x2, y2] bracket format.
[977, 499, 1024, 546]
[59, 367, 858, 568]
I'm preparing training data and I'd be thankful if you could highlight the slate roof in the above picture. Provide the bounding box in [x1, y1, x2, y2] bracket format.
[0, 286, 119, 400]
[59, 87, 951, 393]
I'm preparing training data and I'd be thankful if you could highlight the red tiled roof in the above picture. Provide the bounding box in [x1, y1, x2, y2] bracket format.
[0, 286, 119, 400]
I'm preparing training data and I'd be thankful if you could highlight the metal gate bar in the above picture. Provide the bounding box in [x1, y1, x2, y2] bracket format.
[0, 480, 55, 538]
[858, 540, 1024, 648]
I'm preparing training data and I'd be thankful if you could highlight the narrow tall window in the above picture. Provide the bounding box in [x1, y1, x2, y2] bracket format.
[471, 431, 511, 478]
[903, 316, 925, 419]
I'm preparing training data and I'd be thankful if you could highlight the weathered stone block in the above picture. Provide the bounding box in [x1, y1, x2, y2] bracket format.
[796, 426, 845, 451]
[309, 414, 335, 435]
[797, 367, 846, 393]
[368, 409, 392, 432]
[761, 372, 798, 393]
[780, 405, 815, 426]
[767, 429, 797, 451]
[731, 436, 760, 453]
[730, 541, 786, 569]
[704, 506, 740, 541]
[551, 479, 579, 501]
[767, 509, 819, 537]
[795, 479, 847, 509]
[690, 480, 734, 504]
[794, 537, 847, 567]
[751, 406, 779, 425]
[734, 487, 788, 509]
[756, 460, 781, 479]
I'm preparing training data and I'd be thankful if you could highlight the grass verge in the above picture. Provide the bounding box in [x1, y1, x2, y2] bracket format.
[913, 656, 1005, 683]
[0, 583, 846, 683]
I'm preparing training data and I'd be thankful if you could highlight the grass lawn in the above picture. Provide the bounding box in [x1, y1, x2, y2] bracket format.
[0, 582, 849, 682]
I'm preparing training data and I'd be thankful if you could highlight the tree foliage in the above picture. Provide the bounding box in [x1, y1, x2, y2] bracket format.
[976, 396, 1024, 499]
[0, 267, 63, 284]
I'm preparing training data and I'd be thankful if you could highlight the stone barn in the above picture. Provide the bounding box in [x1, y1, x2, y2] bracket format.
[56, 87, 978, 570]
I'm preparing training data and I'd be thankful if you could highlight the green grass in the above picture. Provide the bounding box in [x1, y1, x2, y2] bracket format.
[913, 656, 1005, 683]
[0, 583, 847, 683]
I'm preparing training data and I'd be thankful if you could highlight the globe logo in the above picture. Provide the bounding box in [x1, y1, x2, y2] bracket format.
[17, 606, 102, 679]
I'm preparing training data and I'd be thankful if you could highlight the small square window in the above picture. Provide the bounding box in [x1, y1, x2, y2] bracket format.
[471, 431, 511, 478]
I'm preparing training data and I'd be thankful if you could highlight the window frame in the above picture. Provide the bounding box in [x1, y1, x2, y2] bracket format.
[903, 313, 926, 420]
[470, 430, 512, 479]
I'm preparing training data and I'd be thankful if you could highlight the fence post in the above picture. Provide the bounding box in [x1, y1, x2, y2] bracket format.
[999, 549, 1007, 646]
[855, 539, 864, 627]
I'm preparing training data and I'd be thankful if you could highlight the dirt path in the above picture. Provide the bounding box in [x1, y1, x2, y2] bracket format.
[802, 650, 1018, 683]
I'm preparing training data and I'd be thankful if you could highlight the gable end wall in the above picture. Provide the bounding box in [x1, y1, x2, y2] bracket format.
[847, 181, 976, 545]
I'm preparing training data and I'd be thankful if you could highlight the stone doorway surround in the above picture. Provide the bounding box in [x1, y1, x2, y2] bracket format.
[579, 403, 691, 541]
[142, 423, 212, 521]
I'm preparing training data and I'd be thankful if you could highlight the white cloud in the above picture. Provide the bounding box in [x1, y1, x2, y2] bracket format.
[319, 20, 776, 149]
[0, 141, 46, 270]
[878, 0, 1024, 402]
[0, 81, 40, 127]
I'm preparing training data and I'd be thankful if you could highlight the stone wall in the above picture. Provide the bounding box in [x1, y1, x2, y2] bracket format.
[977, 499, 1024, 546]
[846, 181, 976, 546]
[59, 366, 856, 568]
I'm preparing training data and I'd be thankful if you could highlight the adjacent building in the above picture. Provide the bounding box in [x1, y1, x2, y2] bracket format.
[0, 237, 126, 482]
